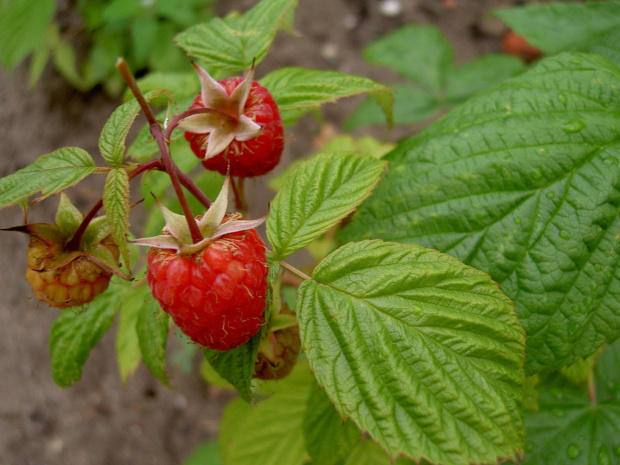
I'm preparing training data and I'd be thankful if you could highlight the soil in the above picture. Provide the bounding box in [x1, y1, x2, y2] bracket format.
[0, 1, 520, 464]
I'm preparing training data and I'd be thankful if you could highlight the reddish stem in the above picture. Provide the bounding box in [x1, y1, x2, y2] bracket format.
[117, 58, 203, 244]
[230, 176, 247, 212]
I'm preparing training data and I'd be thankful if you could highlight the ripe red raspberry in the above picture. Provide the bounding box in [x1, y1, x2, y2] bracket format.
[146, 226, 269, 351]
[181, 64, 284, 177]
[26, 236, 119, 309]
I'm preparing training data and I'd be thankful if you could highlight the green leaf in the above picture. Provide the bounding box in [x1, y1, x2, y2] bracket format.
[260, 67, 393, 127]
[345, 83, 438, 130]
[175, 0, 297, 76]
[54, 41, 89, 91]
[521, 374, 620, 465]
[202, 330, 261, 403]
[0, 147, 96, 210]
[344, 440, 418, 465]
[136, 299, 170, 385]
[103, 168, 131, 268]
[115, 284, 147, 383]
[495, 2, 620, 68]
[444, 54, 526, 106]
[219, 362, 311, 465]
[363, 24, 453, 95]
[297, 240, 526, 465]
[50, 290, 119, 387]
[0, 0, 55, 69]
[268, 153, 386, 260]
[303, 382, 360, 465]
[99, 89, 172, 167]
[182, 441, 222, 465]
[596, 339, 620, 402]
[341, 52, 620, 374]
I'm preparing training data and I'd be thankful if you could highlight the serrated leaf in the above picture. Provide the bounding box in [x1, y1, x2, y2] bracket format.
[303, 382, 360, 465]
[115, 284, 148, 383]
[99, 89, 172, 167]
[103, 168, 131, 268]
[0, 147, 96, 209]
[297, 240, 526, 465]
[267, 153, 386, 260]
[136, 299, 169, 385]
[203, 330, 261, 403]
[341, 52, 620, 375]
[260, 67, 393, 127]
[521, 372, 620, 465]
[175, 0, 297, 76]
[219, 362, 311, 465]
[50, 290, 119, 387]
[363, 24, 453, 95]
[0, 0, 55, 69]
[495, 2, 620, 68]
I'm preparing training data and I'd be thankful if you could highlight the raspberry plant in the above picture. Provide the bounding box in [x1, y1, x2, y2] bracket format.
[2, 1, 620, 465]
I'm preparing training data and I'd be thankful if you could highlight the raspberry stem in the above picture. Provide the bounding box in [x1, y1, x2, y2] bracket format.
[279, 260, 311, 282]
[117, 58, 203, 244]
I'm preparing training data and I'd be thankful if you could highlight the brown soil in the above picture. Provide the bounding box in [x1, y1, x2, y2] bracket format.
[0, 1, 518, 464]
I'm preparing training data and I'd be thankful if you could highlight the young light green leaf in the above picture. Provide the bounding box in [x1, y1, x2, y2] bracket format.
[303, 382, 360, 465]
[260, 67, 393, 128]
[363, 24, 453, 95]
[341, 52, 620, 375]
[0, 0, 54, 69]
[50, 290, 119, 387]
[99, 89, 172, 167]
[0, 147, 96, 209]
[297, 240, 526, 465]
[268, 153, 386, 260]
[103, 168, 131, 268]
[115, 284, 148, 383]
[202, 330, 261, 403]
[136, 299, 169, 385]
[175, 0, 297, 76]
[219, 362, 312, 465]
[495, 2, 620, 68]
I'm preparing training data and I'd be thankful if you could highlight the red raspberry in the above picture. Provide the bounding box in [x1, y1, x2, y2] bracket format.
[26, 236, 119, 309]
[182, 65, 284, 178]
[146, 226, 269, 351]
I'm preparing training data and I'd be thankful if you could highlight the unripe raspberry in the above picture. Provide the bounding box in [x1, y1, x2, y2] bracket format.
[254, 309, 301, 380]
[25, 236, 119, 309]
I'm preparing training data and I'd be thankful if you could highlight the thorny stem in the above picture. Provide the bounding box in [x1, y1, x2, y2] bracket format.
[67, 159, 163, 250]
[116, 58, 203, 244]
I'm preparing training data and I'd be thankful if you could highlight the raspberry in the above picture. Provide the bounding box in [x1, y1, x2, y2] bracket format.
[181, 65, 284, 177]
[25, 236, 119, 309]
[146, 225, 269, 351]
[254, 307, 301, 380]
